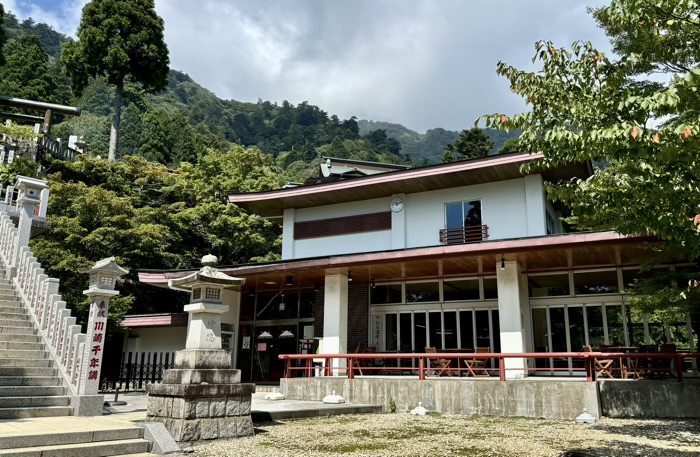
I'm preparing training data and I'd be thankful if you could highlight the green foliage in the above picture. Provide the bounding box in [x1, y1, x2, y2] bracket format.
[499, 137, 521, 154]
[442, 127, 494, 163]
[0, 5, 6, 66]
[62, 0, 169, 95]
[481, 0, 700, 323]
[29, 147, 283, 326]
[0, 34, 69, 103]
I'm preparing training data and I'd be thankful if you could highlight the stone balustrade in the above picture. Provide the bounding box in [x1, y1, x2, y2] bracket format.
[0, 175, 120, 415]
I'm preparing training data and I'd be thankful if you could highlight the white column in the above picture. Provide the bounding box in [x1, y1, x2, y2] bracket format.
[322, 273, 349, 375]
[38, 188, 49, 218]
[282, 208, 295, 260]
[496, 260, 529, 379]
[391, 193, 406, 250]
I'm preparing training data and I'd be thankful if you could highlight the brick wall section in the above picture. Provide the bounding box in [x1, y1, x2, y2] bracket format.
[347, 283, 369, 351]
[312, 283, 369, 353]
[314, 287, 324, 338]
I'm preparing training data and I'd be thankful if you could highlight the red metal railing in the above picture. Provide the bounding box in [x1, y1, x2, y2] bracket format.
[439, 225, 489, 244]
[279, 351, 700, 382]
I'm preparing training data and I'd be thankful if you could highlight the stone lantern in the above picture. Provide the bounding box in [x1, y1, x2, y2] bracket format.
[147, 255, 256, 443]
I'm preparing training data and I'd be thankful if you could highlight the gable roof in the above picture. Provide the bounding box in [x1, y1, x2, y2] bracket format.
[228, 152, 591, 217]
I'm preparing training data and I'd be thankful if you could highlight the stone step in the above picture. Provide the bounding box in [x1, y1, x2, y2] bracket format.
[0, 438, 150, 456]
[0, 311, 29, 321]
[0, 395, 70, 408]
[0, 427, 144, 450]
[0, 284, 15, 291]
[0, 341, 44, 351]
[0, 333, 41, 343]
[0, 367, 57, 377]
[0, 385, 65, 397]
[0, 376, 62, 386]
[0, 300, 22, 309]
[0, 405, 72, 419]
[0, 292, 18, 300]
[0, 349, 47, 359]
[0, 318, 34, 328]
[0, 358, 53, 368]
[0, 326, 36, 335]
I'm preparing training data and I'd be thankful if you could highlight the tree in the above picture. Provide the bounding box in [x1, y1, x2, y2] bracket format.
[62, 0, 169, 161]
[0, 35, 64, 102]
[0, 4, 6, 66]
[480, 0, 700, 321]
[498, 137, 521, 154]
[442, 127, 494, 163]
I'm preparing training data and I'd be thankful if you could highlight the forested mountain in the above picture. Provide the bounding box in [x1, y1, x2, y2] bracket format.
[358, 120, 519, 164]
[0, 12, 518, 323]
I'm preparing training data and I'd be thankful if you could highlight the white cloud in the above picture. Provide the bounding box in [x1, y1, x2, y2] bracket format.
[12, 0, 612, 132]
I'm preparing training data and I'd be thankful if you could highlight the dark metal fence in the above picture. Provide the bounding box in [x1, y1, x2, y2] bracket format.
[101, 351, 175, 392]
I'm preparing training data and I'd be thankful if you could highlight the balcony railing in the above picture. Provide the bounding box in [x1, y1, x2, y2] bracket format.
[439, 225, 489, 244]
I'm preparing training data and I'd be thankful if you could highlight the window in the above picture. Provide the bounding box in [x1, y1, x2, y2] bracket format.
[205, 288, 221, 300]
[405, 282, 439, 303]
[445, 200, 482, 229]
[443, 279, 480, 301]
[483, 278, 498, 299]
[574, 270, 619, 295]
[528, 273, 570, 297]
[371, 283, 402, 304]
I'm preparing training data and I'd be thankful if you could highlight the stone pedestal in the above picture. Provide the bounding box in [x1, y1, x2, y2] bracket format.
[147, 349, 256, 443]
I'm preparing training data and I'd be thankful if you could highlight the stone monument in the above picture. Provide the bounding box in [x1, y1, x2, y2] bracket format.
[146, 255, 255, 443]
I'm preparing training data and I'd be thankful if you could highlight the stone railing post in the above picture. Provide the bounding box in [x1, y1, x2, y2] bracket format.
[75, 258, 127, 413]
[9, 177, 48, 279]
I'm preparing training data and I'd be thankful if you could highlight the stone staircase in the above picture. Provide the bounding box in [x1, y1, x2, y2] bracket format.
[0, 274, 71, 419]
[0, 272, 152, 456]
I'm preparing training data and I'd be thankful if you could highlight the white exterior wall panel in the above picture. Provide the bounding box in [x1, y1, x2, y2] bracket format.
[286, 176, 547, 260]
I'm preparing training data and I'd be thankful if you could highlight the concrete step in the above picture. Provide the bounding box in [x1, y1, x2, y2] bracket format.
[0, 358, 53, 368]
[0, 385, 65, 397]
[0, 318, 34, 328]
[0, 292, 18, 300]
[0, 326, 36, 335]
[0, 395, 70, 408]
[0, 311, 29, 321]
[0, 427, 144, 450]
[0, 367, 57, 377]
[0, 341, 44, 351]
[0, 349, 47, 359]
[0, 438, 150, 456]
[0, 333, 41, 343]
[0, 301, 22, 309]
[0, 284, 15, 292]
[0, 405, 72, 419]
[0, 376, 62, 386]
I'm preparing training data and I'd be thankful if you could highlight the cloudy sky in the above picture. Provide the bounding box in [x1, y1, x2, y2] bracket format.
[5, 0, 611, 132]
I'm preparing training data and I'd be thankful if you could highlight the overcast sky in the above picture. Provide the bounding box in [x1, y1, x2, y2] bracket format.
[5, 0, 611, 133]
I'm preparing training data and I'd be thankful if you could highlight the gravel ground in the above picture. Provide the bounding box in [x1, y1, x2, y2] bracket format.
[192, 414, 700, 457]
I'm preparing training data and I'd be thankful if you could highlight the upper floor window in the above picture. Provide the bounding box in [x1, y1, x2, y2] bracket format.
[441, 200, 485, 244]
[445, 200, 482, 229]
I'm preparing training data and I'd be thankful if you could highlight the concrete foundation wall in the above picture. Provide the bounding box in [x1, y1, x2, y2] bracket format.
[281, 378, 700, 420]
[599, 380, 700, 418]
[280, 378, 600, 421]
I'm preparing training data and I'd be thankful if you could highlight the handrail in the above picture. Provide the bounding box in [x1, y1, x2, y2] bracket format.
[279, 351, 700, 382]
[37, 135, 82, 162]
[439, 225, 489, 244]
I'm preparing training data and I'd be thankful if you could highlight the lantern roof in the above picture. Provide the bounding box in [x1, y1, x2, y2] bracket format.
[168, 265, 245, 292]
[85, 257, 129, 277]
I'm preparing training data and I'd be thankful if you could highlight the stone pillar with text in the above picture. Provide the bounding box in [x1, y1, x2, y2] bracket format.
[147, 254, 256, 443]
[77, 257, 128, 414]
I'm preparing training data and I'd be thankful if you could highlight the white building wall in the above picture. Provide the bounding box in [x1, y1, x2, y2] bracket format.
[128, 326, 187, 354]
[286, 176, 548, 260]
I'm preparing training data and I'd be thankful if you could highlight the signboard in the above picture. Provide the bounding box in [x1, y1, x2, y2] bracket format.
[242, 336, 251, 350]
[257, 342, 267, 352]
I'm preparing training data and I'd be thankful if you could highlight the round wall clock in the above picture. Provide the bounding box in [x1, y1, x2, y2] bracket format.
[390, 197, 404, 212]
